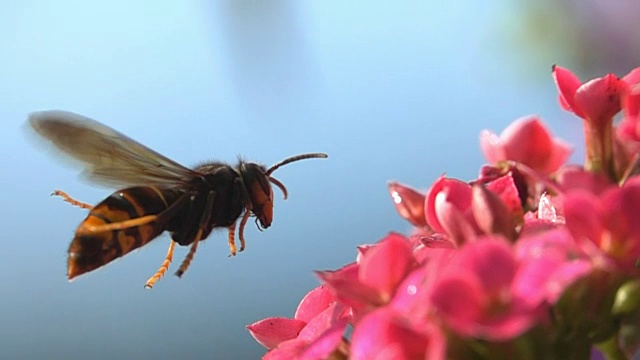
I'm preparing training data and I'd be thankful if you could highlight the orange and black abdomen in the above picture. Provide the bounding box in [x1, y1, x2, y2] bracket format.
[68, 186, 180, 280]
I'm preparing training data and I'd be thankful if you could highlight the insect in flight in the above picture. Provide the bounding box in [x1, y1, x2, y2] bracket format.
[28, 110, 327, 289]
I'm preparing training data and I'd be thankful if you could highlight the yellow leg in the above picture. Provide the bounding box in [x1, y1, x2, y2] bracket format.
[144, 240, 176, 289]
[238, 211, 251, 252]
[77, 215, 158, 235]
[175, 229, 203, 278]
[227, 220, 238, 256]
[52, 190, 93, 210]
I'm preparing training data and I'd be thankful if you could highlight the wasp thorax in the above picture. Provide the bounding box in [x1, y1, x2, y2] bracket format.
[239, 162, 274, 228]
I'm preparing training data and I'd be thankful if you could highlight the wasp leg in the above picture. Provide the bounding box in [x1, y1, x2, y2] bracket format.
[52, 190, 93, 210]
[144, 240, 177, 289]
[227, 220, 239, 256]
[142, 192, 195, 289]
[174, 190, 216, 278]
[237, 211, 251, 253]
[77, 215, 158, 235]
[175, 233, 201, 278]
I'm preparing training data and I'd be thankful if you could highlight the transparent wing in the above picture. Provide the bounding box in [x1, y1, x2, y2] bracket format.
[28, 110, 200, 188]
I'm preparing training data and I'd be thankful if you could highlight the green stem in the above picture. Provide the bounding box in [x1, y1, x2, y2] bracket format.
[584, 116, 616, 181]
[596, 335, 628, 360]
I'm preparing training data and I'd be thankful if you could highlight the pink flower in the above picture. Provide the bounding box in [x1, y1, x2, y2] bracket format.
[552, 65, 638, 178]
[247, 285, 349, 359]
[388, 181, 427, 228]
[480, 116, 571, 175]
[514, 228, 593, 305]
[563, 178, 640, 273]
[247, 65, 640, 359]
[425, 175, 523, 244]
[317, 233, 415, 314]
[552, 65, 630, 122]
[554, 166, 612, 195]
[484, 173, 525, 220]
[389, 248, 456, 324]
[617, 81, 640, 143]
[429, 237, 551, 341]
[350, 307, 446, 360]
[425, 177, 480, 245]
[472, 184, 518, 241]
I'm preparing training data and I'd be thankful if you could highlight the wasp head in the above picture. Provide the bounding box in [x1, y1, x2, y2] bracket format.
[239, 162, 274, 229]
[238, 153, 328, 230]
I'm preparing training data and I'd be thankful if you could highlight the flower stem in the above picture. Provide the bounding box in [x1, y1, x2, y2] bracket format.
[584, 117, 616, 181]
[596, 335, 627, 360]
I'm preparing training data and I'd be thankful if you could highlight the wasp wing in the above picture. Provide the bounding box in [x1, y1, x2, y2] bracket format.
[28, 110, 200, 188]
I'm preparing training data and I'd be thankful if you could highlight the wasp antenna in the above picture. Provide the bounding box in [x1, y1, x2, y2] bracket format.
[268, 177, 289, 199]
[266, 153, 328, 176]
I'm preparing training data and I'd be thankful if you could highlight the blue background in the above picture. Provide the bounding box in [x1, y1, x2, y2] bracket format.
[0, 1, 621, 359]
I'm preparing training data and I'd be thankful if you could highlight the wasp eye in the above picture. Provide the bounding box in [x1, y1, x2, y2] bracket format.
[240, 163, 274, 228]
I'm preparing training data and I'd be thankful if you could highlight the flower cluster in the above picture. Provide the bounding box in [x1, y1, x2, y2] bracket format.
[248, 66, 640, 359]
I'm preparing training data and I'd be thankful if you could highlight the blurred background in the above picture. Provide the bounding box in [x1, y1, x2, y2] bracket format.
[1, 1, 638, 359]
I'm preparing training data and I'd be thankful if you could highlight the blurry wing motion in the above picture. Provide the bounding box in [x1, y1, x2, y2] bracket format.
[28, 110, 200, 188]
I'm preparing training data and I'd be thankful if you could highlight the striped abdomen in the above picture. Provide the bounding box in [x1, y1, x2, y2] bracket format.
[68, 186, 180, 280]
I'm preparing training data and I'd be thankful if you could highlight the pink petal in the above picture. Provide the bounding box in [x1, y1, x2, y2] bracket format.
[431, 238, 545, 341]
[616, 114, 640, 142]
[458, 238, 516, 295]
[434, 194, 479, 245]
[553, 65, 585, 118]
[512, 256, 563, 307]
[542, 260, 592, 304]
[390, 265, 434, 322]
[350, 308, 436, 360]
[513, 228, 593, 304]
[299, 327, 346, 360]
[473, 309, 544, 341]
[621, 88, 640, 140]
[425, 177, 473, 234]
[431, 274, 484, 326]
[299, 317, 348, 360]
[554, 166, 613, 195]
[600, 181, 640, 269]
[264, 304, 349, 360]
[574, 74, 627, 124]
[485, 173, 523, 219]
[626, 90, 640, 118]
[356, 244, 375, 263]
[623, 67, 640, 86]
[544, 138, 573, 174]
[472, 184, 517, 240]
[411, 238, 456, 267]
[294, 285, 336, 323]
[388, 182, 428, 227]
[482, 116, 571, 174]
[359, 233, 414, 298]
[316, 264, 383, 308]
[434, 274, 543, 341]
[247, 317, 307, 350]
[298, 303, 347, 343]
[263, 340, 308, 360]
[479, 129, 506, 164]
[562, 190, 604, 246]
[502, 117, 552, 166]
[515, 228, 580, 262]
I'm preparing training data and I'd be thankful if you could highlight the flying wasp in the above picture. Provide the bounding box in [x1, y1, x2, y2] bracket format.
[28, 110, 327, 289]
